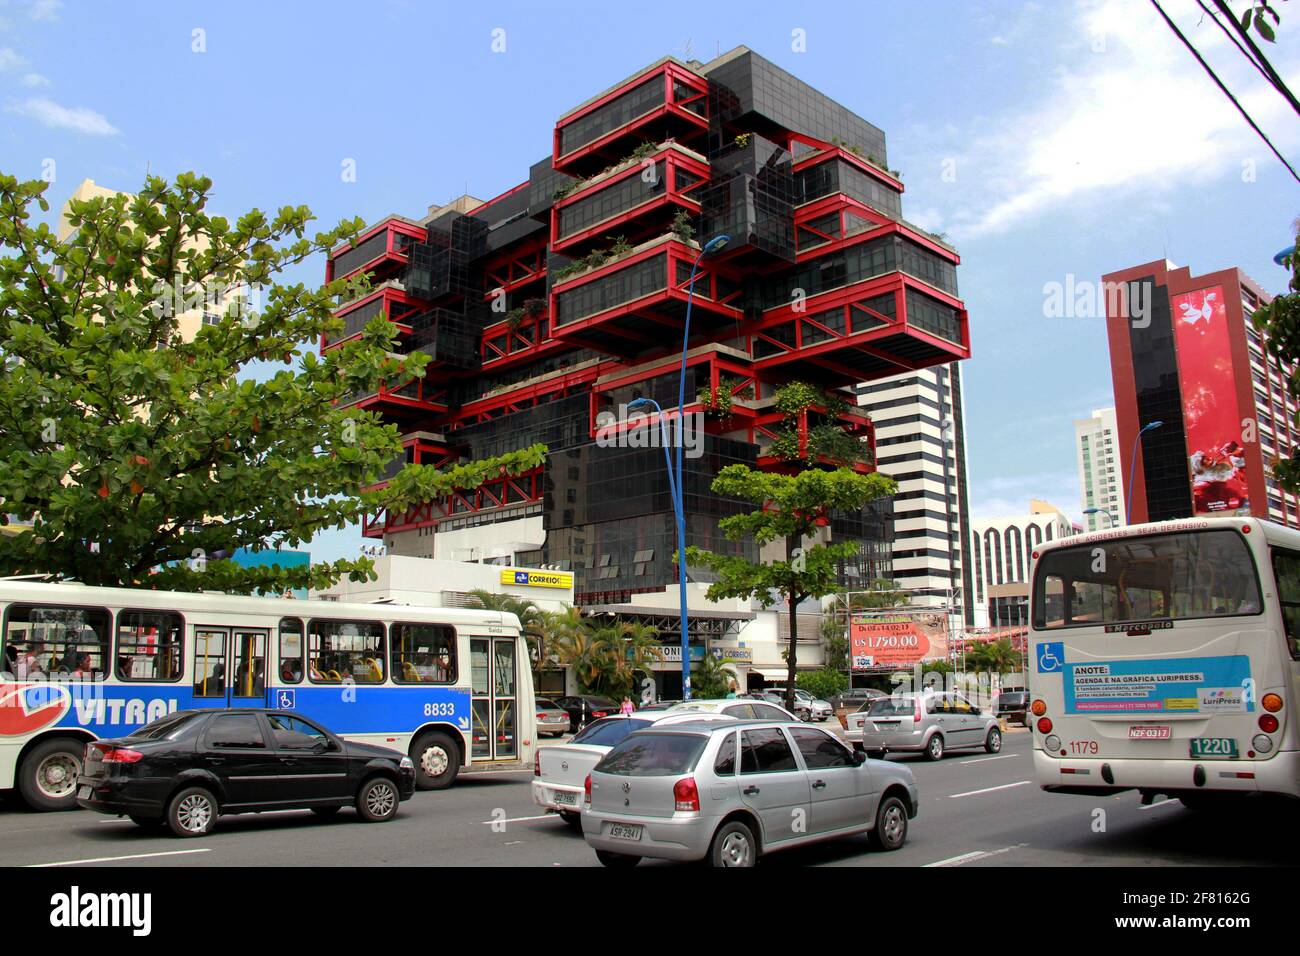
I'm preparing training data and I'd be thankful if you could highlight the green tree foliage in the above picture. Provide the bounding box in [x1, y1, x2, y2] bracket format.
[691, 651, 738, 699]
[685, 464, 895, 712]
[820, 614, 849, 671]
[551, 614, 664, 699]
[0, 172, 545, 592]
[796, 667, 848, 701]
[1253, 227, 1300, 490]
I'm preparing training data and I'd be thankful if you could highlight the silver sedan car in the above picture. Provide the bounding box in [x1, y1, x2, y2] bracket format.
[846, 692, 1002, 761]
[582, 719, 919, 867]
[534, 699, 571, 738]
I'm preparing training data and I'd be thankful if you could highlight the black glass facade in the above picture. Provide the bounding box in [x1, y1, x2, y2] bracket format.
[558, 76, 665, 156]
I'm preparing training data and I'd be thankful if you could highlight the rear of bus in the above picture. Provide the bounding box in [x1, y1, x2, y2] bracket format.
[1027, 517, 1300, 804]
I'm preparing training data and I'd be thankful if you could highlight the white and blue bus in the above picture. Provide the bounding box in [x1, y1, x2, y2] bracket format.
[0, 579, 535, 810]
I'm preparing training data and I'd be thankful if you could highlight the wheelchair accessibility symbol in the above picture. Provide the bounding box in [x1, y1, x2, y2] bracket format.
[274, 689, 296, 710]
[1036, 642, 1064, 674]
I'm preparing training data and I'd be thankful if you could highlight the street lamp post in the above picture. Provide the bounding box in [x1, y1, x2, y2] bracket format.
[1126, 420, 1163, 524]
[1083, 506, 1115, 528]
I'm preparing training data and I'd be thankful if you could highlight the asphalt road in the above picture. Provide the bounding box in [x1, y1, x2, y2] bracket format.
[1, 729, 1294, 867]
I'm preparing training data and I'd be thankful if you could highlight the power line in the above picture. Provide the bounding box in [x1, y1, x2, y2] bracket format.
[1212, 0, 1300, 118]
[1197, 0, 1274, 87]
[1151, 0, 1300, 183]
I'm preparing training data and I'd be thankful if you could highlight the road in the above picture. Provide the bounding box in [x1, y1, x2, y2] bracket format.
[1, 729, 1294, 867]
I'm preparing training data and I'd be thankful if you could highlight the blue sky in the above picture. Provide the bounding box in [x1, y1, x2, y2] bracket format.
[3, 0, 1297, 560]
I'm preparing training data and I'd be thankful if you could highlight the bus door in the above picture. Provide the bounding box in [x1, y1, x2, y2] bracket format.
[192, 627, 270, 707]
[469, 636, 518, 761]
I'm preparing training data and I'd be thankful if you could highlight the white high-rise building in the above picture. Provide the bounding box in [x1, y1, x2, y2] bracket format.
[1074, 407, 1125, 530]
[856, 363, 973, 629]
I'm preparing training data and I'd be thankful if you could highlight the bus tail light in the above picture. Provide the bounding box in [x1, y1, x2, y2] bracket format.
[1262, 693, 1283, 713]
[1253, 735, 1275, 754]
[673, 777, 700, 812]
[1031, 699, 1047, 717]
[1259, 714, 1279, 734]
[583, 774, 591, 805]
[98, 745, 143, 764]
[1037, 717, 1053, 734]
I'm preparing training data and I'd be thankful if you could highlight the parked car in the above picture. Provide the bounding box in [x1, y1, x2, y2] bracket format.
[766, 687, 834, 722]
[993, 689, 1030, 726]
[845, 692, 1002, 761]
[637, 700, 681, 712]
[744, 690, 811, 720]
[582, 719, 919, 867]
[829, 687, 888, 713]
[76, 709, 416, 837]
[533, 712, 737, 827]
[535, 699, 571, 738]
[666, 698, 799, 721]
[554, 695, 620, 733]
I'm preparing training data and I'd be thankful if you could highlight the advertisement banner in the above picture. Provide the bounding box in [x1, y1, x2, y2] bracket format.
[1170, 285, 1250, 516]
[850, 613, 948, 670]
[1059, 654, 1254, 715]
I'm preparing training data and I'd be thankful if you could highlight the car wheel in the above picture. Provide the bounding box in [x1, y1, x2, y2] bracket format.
[18, 738, 84, 812]
[559, 810, 583, 829]
[869, 795, 908, 851]
[709, 820, 757, 868]
[925, 734, 945, 761]
[595, 850, 641, 868]
[985, 728, 1002, 754]
[311, 806, 342, 817]
[167, 786, 217, 838]
[129, 815, 164, 828]
[410, 731, 460, 790]
[356, 776, 400, 823]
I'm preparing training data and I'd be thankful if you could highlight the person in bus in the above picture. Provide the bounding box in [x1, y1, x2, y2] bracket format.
[70, 653, 94, 679]
[15, 643, 47, 679]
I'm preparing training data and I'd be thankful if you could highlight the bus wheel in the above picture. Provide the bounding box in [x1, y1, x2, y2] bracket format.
[411, 731, 460, 790]
[18, 738, 84, 812]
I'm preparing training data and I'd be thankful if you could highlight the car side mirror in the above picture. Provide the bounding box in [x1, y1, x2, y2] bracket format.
[852, 749, 867, 765]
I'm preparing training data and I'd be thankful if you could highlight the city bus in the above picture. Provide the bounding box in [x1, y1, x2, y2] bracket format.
[0, 579, 535, 811]
[1027, 516, 1300, 810]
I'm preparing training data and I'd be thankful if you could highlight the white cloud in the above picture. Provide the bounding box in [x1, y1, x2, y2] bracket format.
[19, 71, 47, 87]
[912, 0, 1300, 241]
[990, 35, 1010, 46]
[968, 469, 1083, 522]
[27, 0, 61, 21]
[0, 46, 24, 71]
[6, 96, 118, 135]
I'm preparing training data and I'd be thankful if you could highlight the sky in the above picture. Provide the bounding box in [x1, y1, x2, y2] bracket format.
[2, 0, 1297, 560]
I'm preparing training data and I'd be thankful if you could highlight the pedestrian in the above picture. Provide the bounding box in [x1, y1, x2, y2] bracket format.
[620, 695, 634, 715]
[725, 680, 738, 699]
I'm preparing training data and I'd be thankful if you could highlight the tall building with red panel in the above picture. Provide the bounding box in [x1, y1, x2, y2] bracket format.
[1102, 259, 1287, 526]
[323, 47, 970, 620]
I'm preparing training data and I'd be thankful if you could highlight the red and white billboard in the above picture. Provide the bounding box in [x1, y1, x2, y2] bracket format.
[1171, 285, 1251, 516]
[850, 614, 948, 671]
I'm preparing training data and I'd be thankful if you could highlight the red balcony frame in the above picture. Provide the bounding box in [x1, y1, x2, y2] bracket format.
[326, 218, 427, 284]
[553, 62, 709, 175]
[750, 404, 877, 475]
[789, 138, 905, 194]
[364, 434, 459, 493]
[588, 350, 759, 440]
[482, 237, 549, 302]
[550, 146, 710, 254]
[481, 309, 569, 371]
[324, 285, 425, 350]
[338, 376, 449, 421]
[361, 466, 545, 538]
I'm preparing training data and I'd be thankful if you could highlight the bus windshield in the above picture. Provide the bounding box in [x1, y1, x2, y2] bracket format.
[1032, 529, 1262, 630]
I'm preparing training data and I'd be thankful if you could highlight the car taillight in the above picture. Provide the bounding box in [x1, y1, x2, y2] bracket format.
[583, 774, 591, 804]
[1262, 693, 1284, 713]
[913, 700, 922, 723]
[673, 777, 700, 812]
[592, 711, 607, 719]
[1031, 699, 1047, 716]
[534, 750, 540, 776]
[1036, 717, 1053, 734]
[1259, 714, 1280, 734]
[99, 746, 143, 763]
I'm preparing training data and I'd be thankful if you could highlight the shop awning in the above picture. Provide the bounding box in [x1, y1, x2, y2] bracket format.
[751, 668, 794, 680]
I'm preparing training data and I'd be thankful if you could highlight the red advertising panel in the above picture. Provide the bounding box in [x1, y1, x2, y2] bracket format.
[850, 614, 948, 671]
[1171, 285, 1250, 516]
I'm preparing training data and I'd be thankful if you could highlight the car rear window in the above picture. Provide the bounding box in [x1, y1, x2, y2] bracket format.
[572, 717, 653, 746]
[596, 732, 708, 776]
[128, 711, 200, 739]
[536, 699, 557, 709]
[866, 697, 915, 717]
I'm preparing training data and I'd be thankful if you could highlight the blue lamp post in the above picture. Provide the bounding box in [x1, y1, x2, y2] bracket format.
[1126, 420, 1163, 523]
[1083, 507, 1115, 528]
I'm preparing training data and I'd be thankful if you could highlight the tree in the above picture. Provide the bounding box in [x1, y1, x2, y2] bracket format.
[691, 651, 737, 699]
[583, 620, 663, 700]
[685, 464, 896, 713]
[1253, 225, 1300, 490]
[850, 578, 910, 609]
[796, 668, 848, 701]
[0, 172, 545, 593]
[465, 590, 541, 666]
[820, 614, 849, 672]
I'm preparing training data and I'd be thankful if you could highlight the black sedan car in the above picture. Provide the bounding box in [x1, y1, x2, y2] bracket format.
[994, 690, 1030, 726]
[554, 695, 619, 733]
[76, 709, 416, 837]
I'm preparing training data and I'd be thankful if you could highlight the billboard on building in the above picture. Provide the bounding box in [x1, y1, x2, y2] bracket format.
[850, 612, 949, 671]
[1170, 285, 1251, 516]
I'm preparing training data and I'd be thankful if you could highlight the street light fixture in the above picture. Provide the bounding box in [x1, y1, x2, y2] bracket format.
[1126, 420, 1163, 523]
[1083, 507, 1115, 528]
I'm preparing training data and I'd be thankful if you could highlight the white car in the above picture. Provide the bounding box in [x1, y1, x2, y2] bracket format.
[532, 712, 737, 826]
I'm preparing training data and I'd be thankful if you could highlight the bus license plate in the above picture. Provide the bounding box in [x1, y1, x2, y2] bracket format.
[553, 790, 578, 807]
[1129, 725, 1171, 740]
[608, 823, 643, 841]
[1189, 737, 1238, 759]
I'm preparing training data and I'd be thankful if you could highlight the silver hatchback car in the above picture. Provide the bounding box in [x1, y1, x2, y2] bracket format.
[846, 692, 1002, 761]
[582, 719, 919, 867]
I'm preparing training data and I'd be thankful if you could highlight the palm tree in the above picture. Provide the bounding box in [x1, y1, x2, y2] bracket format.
[465, 589, 541, 664]
[552, 622, 610, 694]
[583, 620, 664, 700]
[691, 651, 737, 699]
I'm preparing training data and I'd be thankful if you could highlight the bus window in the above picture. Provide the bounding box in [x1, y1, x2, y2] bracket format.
[279, 618, 304, 684]
[3, 604, 110, 680]
[1272, 549, 1300, 660]
[1033, 529, 1262, 630]
[308, 620, 385, 684]
[391, 623, 456, 684]
[115, 610, 184, 682]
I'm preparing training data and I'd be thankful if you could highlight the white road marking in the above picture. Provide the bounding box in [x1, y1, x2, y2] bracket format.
[948, 781, 1032, 799]
[925, 844, 1025, 867]
[480, 814, 554, 825]
[96, 819, 135, 825]
[26, 848, 212, 868]
[1138, 798, 1180, 811]
[957, 754, 1019, 765]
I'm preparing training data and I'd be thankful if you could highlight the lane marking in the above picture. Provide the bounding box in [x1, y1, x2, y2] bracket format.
[1138, 798, 1180, 811]
[479, 814, 554, 825]
[957, 754, 1020, 765]
[924, 844, 1026, 867]
[26, 848, 212, 868]
[948, 781, 1031, 799]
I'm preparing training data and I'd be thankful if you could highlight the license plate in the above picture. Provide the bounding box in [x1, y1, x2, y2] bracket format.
[1129, 725, 1171, 740]
[77, 785, 91, 800]
[607, 823, 643, 841]
[1189, 737, 1238, 758]
[553, 790, 578, 807]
